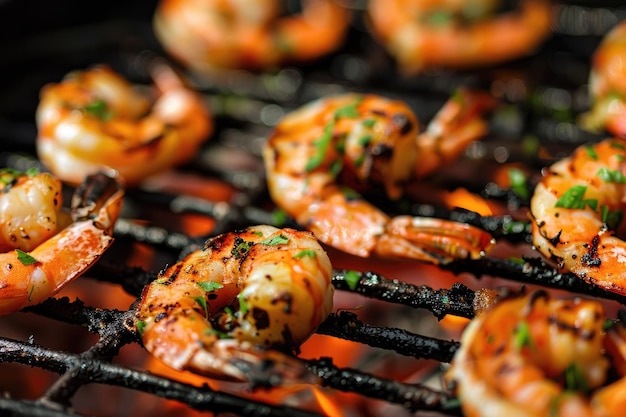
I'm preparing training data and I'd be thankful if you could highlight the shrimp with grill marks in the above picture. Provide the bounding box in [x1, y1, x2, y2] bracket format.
[446, 290, 626, 417]
[0, 169, 124, 314]
[531, 138, 626, 295]
[263, 89, 496, 265]
[135, 225, 333, 386]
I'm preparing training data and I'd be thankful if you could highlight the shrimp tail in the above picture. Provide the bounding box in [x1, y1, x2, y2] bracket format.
[376, 216, 495, 263]
[416, 88, 497, 178]
[211, 342, 319, 388]
[71, 169, 125, 228]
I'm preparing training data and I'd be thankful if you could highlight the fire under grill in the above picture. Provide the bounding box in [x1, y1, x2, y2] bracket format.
[2, 1, 626, 416]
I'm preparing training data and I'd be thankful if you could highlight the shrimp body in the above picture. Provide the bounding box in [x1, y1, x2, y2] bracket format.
[531, 138, 626, 294]
[136, 225, 333, 384]
[36, 65, 212, 186]
[0, 170, 124, 314]
[0, 169, 71, 252]
[153, 0, 351, 72]
[446, 291, 626, 417]
[263, 90, 495, 264]
[367, 0, 553, 73]
[581, 21, 626, 137]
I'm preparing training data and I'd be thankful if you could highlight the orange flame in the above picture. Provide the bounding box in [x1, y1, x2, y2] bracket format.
[443, 187, 492, 216]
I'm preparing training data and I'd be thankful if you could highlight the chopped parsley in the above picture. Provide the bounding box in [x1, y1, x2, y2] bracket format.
[554, 185, 597, 210]
[204, 328, 232, 339]
[564, 363, 589, 392]
[197, 282, 223, 292]
[584, 145, 598, 160]
[1, 167, 38, 187]
[261, 234, 289, 246]
[597, 167, 626, 183]
[513, 321, 533, 350]
[344, 270, 361, 291]
[358, 134, 373, 147]
[427, 10, 453, 26]
[271, 209, 288, 226]
[193, 296, 209, 318]
[333, 99, 362, 119]
[293, 249, 316, 259]
[305, 120, 335, 172]
[237, 293, 249, 315]
[82, 99, 112, 120]
[305, 98, 362, 172]
[224, 306, 235, 319]
[16, 249, 39, 266]
[507, 168, 530, 200]
[362, 118, 377, 128]
[136, 320, 147, 335]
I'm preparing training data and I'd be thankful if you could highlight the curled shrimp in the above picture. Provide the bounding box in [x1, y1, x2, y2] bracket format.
[0, 168, 71, 253]
[36, 64, 213, 186]
[580, 21, 626, 137]
[262, 90, 496, 264]
[0, 169, 124, 314]
[446, 290, 626, 417]
[531, 138, 626, 294]
[367, 0, 553, 74]
[135, 225, 333, 386]
[153, 0, 351, 72]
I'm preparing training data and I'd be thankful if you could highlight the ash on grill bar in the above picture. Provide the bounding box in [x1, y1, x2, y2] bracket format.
[1, 1, 626, 416]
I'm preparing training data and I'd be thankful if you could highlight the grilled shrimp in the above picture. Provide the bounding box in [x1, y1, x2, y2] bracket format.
[0, 169, 124, 314]
[367, 0, 553, 74]
[153, 0, 351, 72]
[531, 138, 626, 295]
[135, 225, 333, 386]
[36, 64, 212, 186]
[446, 290, 626, 417]
[581, 20, 626, 137]
[263, 90, 496, 264]
[0, 168, 71, 253]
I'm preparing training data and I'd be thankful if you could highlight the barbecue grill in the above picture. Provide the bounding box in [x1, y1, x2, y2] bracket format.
[1, 1, 626, 416]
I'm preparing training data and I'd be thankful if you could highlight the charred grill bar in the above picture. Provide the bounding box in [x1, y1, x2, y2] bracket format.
[1, 1, 626, 416]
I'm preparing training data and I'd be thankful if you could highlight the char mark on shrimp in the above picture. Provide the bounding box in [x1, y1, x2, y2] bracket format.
[581, 235, 602, 268]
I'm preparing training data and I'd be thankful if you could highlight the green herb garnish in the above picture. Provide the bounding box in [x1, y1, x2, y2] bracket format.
[293, 249, 316, 259]
[427, 10, 453, 26]
[197, 282, 224, 292]
[344, 270, 361, 291]
[272, 209, 288, 226]
[514, 321, 533, 350]
[564, 363, 590, 392]
[238, 293, 249, 315]
[16, 249, 38, 266]
[82, 99, 112, 120]
[204, 328, 233, 339]
[193, 296, 209, 318]
[362, 118, 377, 128]
[597, 167, 626, 183]
[261, 234, 289, 246]
[508, 168, 530, 200]
[305, 120, 335, 172]
[333, 99, 361, 119]
[136, 320, 147, 335]
[585, 145, 598, 160]
[554, 185, 597, 210]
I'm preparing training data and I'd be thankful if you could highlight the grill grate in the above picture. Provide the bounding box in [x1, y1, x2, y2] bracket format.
[1, 1, 625, 416]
